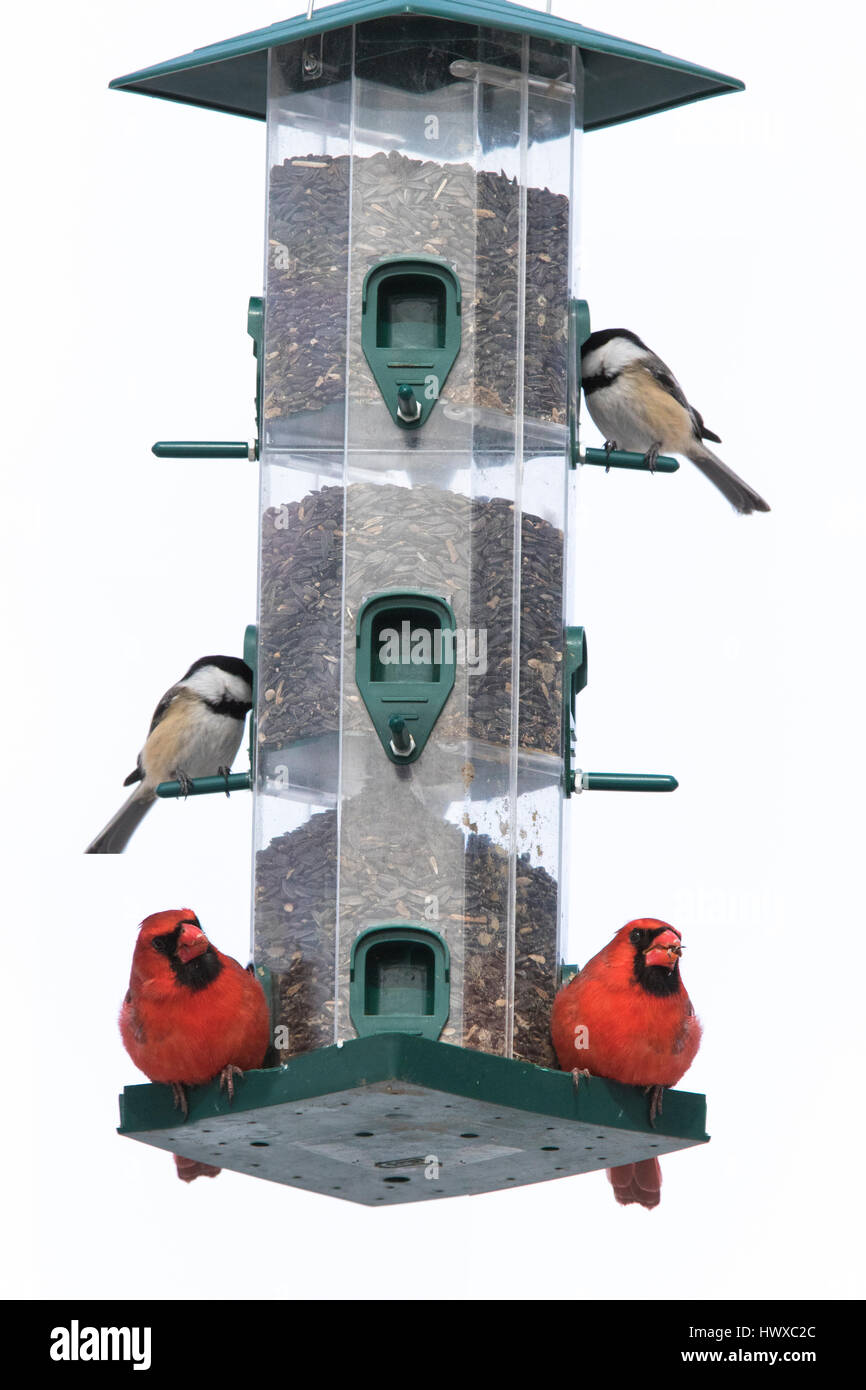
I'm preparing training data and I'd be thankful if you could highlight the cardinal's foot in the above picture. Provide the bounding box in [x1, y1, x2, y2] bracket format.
[645, 1083, 665, 1127]
[170, 1082, 189, 1120]
[219, 1064, 244, 1103]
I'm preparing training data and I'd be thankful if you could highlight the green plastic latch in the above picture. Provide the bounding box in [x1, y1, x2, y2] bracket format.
[388, 714, 413, 754]
[244, 621, 257, 782]
[248, 295, 263, 460]
[568, 299, 592, 468]
[563, 626, 588, 797]
[361, 256, 461, 429]
[349, 925, 450, 1042]
[355, 590, 457, 764]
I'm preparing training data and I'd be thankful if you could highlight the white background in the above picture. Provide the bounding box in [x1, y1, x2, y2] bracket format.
[3, 0, 864, 1300]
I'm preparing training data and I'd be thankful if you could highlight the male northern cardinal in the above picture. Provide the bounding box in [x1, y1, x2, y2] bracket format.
[550, 918, 701, 1210]
[120, 909, 271, 1182]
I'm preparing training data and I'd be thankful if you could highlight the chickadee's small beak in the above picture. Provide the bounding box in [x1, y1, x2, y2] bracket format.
[176, 925, 209, 964]
[643, 929, 683, 971]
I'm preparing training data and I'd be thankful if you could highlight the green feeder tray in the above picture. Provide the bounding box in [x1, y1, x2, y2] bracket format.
[118, 1035, 708, 1205]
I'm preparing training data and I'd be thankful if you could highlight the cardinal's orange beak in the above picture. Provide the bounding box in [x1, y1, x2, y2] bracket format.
[643, 928, 683, 971]
[176, 923, 210, 964]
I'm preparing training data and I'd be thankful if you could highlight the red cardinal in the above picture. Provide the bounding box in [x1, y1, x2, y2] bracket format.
[120, 909, 271, 1183]
[551, 918, 701, 1210]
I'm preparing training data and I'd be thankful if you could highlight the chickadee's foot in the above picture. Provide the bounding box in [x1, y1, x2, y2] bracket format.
[603, 439, 618, 473]
[219, 1064, 244, 1103]
[643, 443, 661, 475]
[218, 765, 232, 797]
[171, 1082, 189, 1120]
[571, 1067, 592, 1092]
[174, 770, 193, 799]
[645, 1084, 665, 1128]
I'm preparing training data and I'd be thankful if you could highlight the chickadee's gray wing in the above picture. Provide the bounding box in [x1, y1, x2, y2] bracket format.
[691, 407, 721, 445]
[121, 680, 183, 786]
[146, 681, 183, 736]
[647, 356, 721, 445]
[646, 354, 691, 410]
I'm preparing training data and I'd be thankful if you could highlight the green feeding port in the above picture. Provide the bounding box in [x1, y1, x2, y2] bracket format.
[362, 255, 461, 429]
[356, 590, 457, 763]
[351, 926, 450, 1041]
[365, 941, 435, 1017]
[370, 605, 443, 685]
[377, 274, 447, 351]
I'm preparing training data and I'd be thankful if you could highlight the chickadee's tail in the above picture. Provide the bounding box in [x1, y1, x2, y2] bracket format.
[687, 443, 771, 515]
[85, 785, 156, 854]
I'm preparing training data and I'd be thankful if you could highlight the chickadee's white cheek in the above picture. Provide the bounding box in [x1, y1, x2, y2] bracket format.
[593, 339, 649, 374]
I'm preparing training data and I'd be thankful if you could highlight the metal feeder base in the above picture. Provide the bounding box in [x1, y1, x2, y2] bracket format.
[118, 1035, 708, 1205]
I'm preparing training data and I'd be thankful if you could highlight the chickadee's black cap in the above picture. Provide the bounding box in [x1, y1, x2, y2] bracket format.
[581, 328, 649, 357]
[182, 655, 253, 685]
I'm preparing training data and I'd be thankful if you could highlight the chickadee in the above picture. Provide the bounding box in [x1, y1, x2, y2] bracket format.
[85, 655, 253, 854]
[580, 329, 770, 515]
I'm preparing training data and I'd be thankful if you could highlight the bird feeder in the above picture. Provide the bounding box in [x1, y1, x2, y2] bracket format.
[114, 1, 741, 1203]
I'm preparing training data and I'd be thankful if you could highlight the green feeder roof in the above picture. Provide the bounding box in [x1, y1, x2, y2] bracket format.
[109, 0, 743, 132]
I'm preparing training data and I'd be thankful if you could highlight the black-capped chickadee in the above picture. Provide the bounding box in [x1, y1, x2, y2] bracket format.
[580, 329, 770, 515]
[85, 655, 253, 854]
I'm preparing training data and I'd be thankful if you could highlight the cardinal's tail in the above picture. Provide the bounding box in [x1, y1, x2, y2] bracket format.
[174, 1155, 221, 1184]
[85, 785, 156, 854]
[607, 1158, 662, 1210]
[687, 443, 770, 516]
